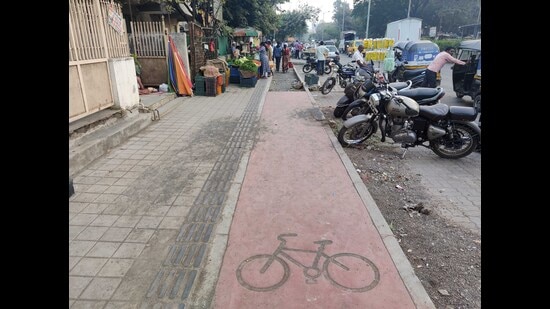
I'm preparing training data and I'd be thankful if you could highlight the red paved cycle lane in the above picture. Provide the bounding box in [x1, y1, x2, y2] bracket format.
[212, 92, 417, 308]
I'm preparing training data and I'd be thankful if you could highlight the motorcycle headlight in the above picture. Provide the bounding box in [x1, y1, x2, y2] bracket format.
[369, 93, 381, 106]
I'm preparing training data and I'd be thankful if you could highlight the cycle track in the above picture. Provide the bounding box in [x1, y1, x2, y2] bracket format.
[211, 91, 428, 308]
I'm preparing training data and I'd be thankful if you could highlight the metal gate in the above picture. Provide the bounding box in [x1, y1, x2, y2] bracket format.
[130, 18, 168, 87]
[69, 0, 130, 122]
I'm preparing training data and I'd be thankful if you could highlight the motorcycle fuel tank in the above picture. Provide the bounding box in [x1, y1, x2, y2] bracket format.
[386, 95, 419, 117]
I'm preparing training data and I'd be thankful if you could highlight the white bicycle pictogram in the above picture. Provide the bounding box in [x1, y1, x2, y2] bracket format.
[236, 233, 380, 292]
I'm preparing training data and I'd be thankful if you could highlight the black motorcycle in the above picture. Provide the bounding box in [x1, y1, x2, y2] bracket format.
[302, 56, 332, 75]
[341, 85, 445, 120]
[320, 58, 358, 95]
[337, 81, 480, 159]
[387, 60, 427, 87]
[333, 67, 412, 118]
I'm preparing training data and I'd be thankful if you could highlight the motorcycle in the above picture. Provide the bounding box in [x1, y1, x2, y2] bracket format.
[302, 56, 332, 75]
[320, 58, 358, 95]
[387, 58, 426, 87]
[337, 81, 481, 159]
[333, 64, 412, 118]
[341, 85, 445, 120]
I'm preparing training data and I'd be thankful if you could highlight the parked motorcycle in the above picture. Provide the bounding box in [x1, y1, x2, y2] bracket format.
[333, 66, 412, 118]
[337, 81, 481, 159]
[320, 59, 358, 95]
[341, 85, 445, 120]
[387, 59, 426, 87]
[302, 56, 332, 75]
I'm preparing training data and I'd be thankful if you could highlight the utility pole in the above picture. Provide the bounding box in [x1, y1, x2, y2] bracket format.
[407, 0, 412, 18]
[341, 2, 345, 32]
[365, 0, 371, 38]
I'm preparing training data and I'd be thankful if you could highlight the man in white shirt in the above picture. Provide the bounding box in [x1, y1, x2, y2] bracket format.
[315, 41, 329, 75]
[352, 45, 373, 80]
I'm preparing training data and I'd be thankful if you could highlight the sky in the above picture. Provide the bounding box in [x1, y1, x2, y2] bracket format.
[279, 0, 355, 23]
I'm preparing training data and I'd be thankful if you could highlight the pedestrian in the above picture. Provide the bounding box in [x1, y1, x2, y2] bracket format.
[421, 47, 465, 88]
[231, 42, 240, 59]
[352, 45, 373, 80]
[258, 42, 270, 78]
[273, 43, 282, 72]
[294, 41, 301, 59]
[315, 41, 329, 76]
[266, 40, 274, 76]
[281, 43, 291, 73]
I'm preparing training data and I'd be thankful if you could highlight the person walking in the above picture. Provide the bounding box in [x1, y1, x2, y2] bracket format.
[273, 43, 282, 72]
[281, 43, 291, 73]
[266, 40, 274, 76]
[258, 42, 270, 78]
[315, 41, 329, 76]
[421, 47, 465, 88]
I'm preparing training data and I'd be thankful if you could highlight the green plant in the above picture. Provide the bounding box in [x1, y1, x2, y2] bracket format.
[238, 60, 258, 73]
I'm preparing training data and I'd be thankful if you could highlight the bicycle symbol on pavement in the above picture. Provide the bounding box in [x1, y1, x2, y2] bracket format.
[236, 233, 380, 292]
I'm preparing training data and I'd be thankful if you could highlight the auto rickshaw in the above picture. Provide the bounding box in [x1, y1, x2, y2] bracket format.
[393, 40, 441, 84]
[346, 39, 364, 57]
[452, 39, 481, 112]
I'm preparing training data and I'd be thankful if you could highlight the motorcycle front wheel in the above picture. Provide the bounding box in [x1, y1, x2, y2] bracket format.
[303, 64, 313, 73]
[341, 104, 370, 121]
[430, 123, 479, 159]
[337, 120, 378, 146]
[321, 77, 336, 95]
[324, 64, 332, 75]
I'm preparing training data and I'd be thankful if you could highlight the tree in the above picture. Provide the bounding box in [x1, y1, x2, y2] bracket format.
[223, 0, 288, 38]
[276, 4, 320, 41]
[332, 0, 356, 32]
[351, 0, 480, 38]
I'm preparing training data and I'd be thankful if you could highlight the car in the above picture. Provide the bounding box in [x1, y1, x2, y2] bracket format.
[325, 45, 339, 59]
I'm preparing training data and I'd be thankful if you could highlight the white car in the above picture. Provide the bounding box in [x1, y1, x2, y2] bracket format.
[325, 45, 339, 59]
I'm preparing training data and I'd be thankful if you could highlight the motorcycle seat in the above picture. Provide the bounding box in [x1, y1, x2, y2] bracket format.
[449, 106, 478, 121]
[388, 82, 410, 90]
[403, 68, 426, 80]
[419, 103, 449, 121]
[398, 87, 442, 102]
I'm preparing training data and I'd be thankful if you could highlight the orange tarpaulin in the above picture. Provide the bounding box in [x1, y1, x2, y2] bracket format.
[168, 36, 193, 96]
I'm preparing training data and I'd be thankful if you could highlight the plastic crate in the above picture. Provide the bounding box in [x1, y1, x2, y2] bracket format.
[229, 75, 241, 84]
[205, 77, 217, 96]
[304, 73, 319, 86]
[240, 76, 257, 88]
[194, 75, 206, 91]
[230, 66, 240, 77]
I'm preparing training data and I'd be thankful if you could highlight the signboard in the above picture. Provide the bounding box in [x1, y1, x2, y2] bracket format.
[108, 3, 124, 34]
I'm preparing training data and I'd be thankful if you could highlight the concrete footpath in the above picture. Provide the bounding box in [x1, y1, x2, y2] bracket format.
[69, 72, 435, 308]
